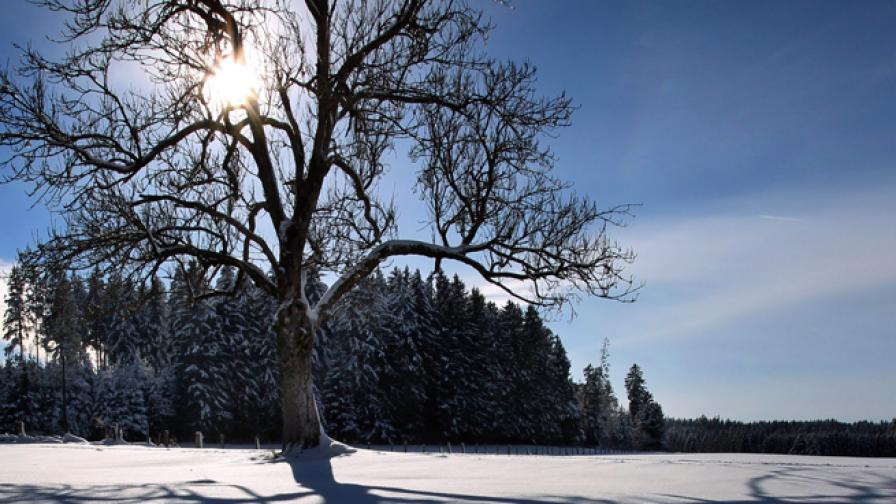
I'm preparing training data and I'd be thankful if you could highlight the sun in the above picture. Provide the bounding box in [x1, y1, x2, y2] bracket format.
[204, 56, 260, 108]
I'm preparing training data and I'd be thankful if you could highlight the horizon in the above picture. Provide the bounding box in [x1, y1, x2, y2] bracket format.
[1, 0, 894, 424]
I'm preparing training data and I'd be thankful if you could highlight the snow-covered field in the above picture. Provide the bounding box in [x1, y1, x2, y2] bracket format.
[1, 441, 895, 503]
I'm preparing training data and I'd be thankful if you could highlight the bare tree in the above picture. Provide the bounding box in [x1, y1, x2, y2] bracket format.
[0, 0, 636, 453]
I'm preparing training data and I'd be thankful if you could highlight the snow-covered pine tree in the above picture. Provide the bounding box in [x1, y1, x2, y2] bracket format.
[23, 261, 48, 366]
[449, 285, 493, 441]
[518, 305, 557, 442]
[0, 360, 17, 432]
[545, 333, 580, 444]
[580, 364, 608, 445]
[83, 268, 108, 368]
[466, 288, 502, 440]
[100, 362, 149, 439]
[209, 268, 245, 435]
[138, 276, 171, 371]
[66, 352, 96, 437]
[28, 361, 62, 434]
[598, 338, 618, 411]
[580, 338, 624, 447]
[239, 281, 280, 439]
[380, 268, 428, 441]
[495, 300, 525, 442]
[426, 271, 475, 440]
[43, 270, 87, 432]
[105, 276, 142, 367]
[144, 364, 176, 439]
[624, 364, 649, 423]
[625, 363, 665, 449]
[170, 263, 230, 434]
[637, 399, 665, 449]
[2, 264, 29, 363]
[321, 270, 393, 443]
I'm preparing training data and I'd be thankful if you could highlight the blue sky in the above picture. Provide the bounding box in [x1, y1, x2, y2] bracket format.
[1, 0, 895, 421]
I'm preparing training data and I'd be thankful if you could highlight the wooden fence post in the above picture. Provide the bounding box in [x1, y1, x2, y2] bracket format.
[219, 434, 225, 449]
[163, 430, 170, 447]
[255, 436, 261, 450]
[18, 420, 25, 437]
[195, 431, 203, 449]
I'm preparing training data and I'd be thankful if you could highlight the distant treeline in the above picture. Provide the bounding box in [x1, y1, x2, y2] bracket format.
[665, 417, 896, 457]
[1, 260, 665, 449]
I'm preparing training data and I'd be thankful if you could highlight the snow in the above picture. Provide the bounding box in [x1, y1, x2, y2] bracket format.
[1, 444, 894, 503]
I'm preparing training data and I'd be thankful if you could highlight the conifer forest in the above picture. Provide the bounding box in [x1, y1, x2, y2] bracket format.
[3, 261, 894, 457]
[1, 261, 665, 450]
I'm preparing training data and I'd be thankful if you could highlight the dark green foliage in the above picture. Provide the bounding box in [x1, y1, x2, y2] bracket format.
[664, 416, 896, 457]
[2, 265, 28, 363]
[624, 363, 665, 449]
[2, 259, 664, 448]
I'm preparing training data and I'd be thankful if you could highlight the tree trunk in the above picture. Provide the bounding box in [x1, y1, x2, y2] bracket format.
[61, 350, 69, 433]
[274, 301, 321, 454]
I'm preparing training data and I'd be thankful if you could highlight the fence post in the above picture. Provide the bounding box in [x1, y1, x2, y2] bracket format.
[404, 441, 407, 453]
[219, 434, 225, 449]
[162, 430, 170, 447]
[18, 420, 25, 437]
[195, 431, 203, 449]
[461, 442, 466, 454]
[447, 442, 452, 454]
[255, 436, 261, 450]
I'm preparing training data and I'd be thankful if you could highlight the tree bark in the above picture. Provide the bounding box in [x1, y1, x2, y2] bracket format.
[274, 301, 321, 454]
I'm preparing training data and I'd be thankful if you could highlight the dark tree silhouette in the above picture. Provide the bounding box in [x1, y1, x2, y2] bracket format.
[0, 0, 636, 453]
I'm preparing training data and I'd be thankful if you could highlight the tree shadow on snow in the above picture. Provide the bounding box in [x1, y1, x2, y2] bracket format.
[658, 465, 896, 504]
[0, 481, 311, 503]
[2, 449, 893, 503]
[279, 444, 614, 503]
[0, 445, 611, 503]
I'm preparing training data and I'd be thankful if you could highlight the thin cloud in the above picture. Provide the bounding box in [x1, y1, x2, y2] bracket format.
[584, 182, 896, 343]
[758, 214, 805, 222]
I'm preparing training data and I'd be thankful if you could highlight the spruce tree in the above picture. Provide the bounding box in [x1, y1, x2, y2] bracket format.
[170, 263, 230, 434]
[381, 268, 427, 441]
[321, 271, 392, 443]
[545, 333, 580, 444]
[2, 265, 29, 363]
[467, 288, 502, 441]
[625, 363, 665, 449]
[495, 300, 526, 441]
[625, 364, 649, 421]
[44, 271, 86, 432]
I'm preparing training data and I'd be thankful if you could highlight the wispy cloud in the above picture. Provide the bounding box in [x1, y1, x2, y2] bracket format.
[758, 214, 805, 222]
[575, 182, 896, 344]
